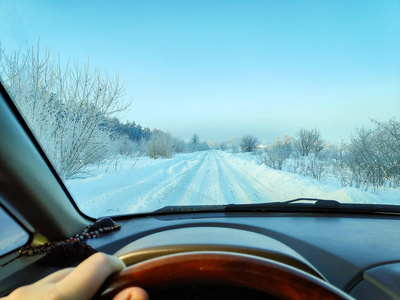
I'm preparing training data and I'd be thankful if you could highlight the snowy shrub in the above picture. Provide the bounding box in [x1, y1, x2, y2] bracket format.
[191, 133, 200, 145]
[113, 135, 137, 156]
[259, 137, 292, 170]
[187, 135, 210, 152]
[187, 133, 200, 152]
[331, 144, 351, 186]
[0, 43, 127, 178]
[307, 156, 329, 181]
[172, 137, 186, 153]
[287, 154, 329, 181]
[147, 132, 174, 159]
[240, 134, 259, 152]
[231, 144, 240, 153]
[136, 138, 148, 157]
[293, 128, 324, 156]
[332, 119, 400, 192]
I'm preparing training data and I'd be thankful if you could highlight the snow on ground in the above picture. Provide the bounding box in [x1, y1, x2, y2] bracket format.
[66, 150, 400, 217]
[225, 152, 400, 204]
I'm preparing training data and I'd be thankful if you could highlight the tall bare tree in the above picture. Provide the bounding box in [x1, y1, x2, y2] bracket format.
[0, 43, 127, 178]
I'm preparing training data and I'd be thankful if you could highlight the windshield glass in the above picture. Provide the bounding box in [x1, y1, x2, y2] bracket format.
[1, 1, 399, 217]
[0, 204, 29, 256]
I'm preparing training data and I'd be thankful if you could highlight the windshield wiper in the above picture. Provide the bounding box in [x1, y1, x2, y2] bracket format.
[224, 198, 400, 214]
[150, 198, 400, 216]
[274, 198, 341, 207]
[152, 198, 342, 214]
[224, 198, 341, 212]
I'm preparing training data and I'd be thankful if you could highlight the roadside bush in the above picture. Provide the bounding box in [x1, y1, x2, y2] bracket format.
[240, 134, 259, 152]
[288, 154, 329, 181]
[147, 132, 174, 159]
[259, 136, 292, 170]
[332, 119, 400, 192]
[293, 128, 324, 156]
[172, 137, 186, 153]
[113, 135, 137, 156]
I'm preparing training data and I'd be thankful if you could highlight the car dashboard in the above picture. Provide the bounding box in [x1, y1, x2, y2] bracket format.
[1, 210, 400, 299]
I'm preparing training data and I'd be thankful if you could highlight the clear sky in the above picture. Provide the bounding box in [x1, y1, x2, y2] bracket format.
[1, 0, 400, 143]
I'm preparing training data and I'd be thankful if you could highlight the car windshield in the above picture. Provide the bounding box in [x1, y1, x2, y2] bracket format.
[0, 0, 399, 218]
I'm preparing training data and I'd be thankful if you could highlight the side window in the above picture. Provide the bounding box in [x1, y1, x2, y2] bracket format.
[0, 205, 29, 256]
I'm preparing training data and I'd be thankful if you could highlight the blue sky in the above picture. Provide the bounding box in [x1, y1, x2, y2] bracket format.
[1, 0, 399, 143]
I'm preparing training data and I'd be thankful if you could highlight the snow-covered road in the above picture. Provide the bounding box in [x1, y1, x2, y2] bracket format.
[66, 150, 400, 217]
[68, 151, 274, 216]
[161, 151, 273, 206]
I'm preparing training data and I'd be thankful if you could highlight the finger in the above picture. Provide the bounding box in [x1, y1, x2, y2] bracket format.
[56, 253, 125, 299]
[34, 268, 74, 285]
[113, 287, 149, 300]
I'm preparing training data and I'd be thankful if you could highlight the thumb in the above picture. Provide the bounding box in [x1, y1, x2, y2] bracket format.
[113, 287, 149, 300]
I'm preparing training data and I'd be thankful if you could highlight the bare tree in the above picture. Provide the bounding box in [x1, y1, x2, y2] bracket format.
[293, 128, 324, 156]
[191, 133, 199, 145]
[188, 133, 200, 152]
[172, 137, 186, 153]
[330, 118, 400, 192]
[0, 43, 127, 178]
[371, 118, 400, 184]
[259, 136, 292, 170]
[240, 134, 259, 152]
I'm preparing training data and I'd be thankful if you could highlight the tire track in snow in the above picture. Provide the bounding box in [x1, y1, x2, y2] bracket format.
[213, 151, 273, 203]
[164, 151, 273, 206]
[78, 150, 273, 216]
[83, 152, 208, 214]
[162, 151, 225, 206]
[129, 152, 209, 211]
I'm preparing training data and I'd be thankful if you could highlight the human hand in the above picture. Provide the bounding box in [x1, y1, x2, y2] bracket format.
[4, 252, 148, 300]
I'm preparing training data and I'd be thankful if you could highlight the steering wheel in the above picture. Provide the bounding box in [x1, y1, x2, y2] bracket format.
[98, 251, 353, 299]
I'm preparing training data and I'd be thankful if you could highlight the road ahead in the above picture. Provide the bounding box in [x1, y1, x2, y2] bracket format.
[72, 151, 273, 215]
[69, 150, 385, 217]
[162, 151, 273, 206]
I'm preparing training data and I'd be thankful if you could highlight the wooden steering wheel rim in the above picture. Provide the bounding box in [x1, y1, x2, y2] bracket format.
[100, 251, 353, 299]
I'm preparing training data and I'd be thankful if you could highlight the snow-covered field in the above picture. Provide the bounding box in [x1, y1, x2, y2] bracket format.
[66, 150, 400, 217]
